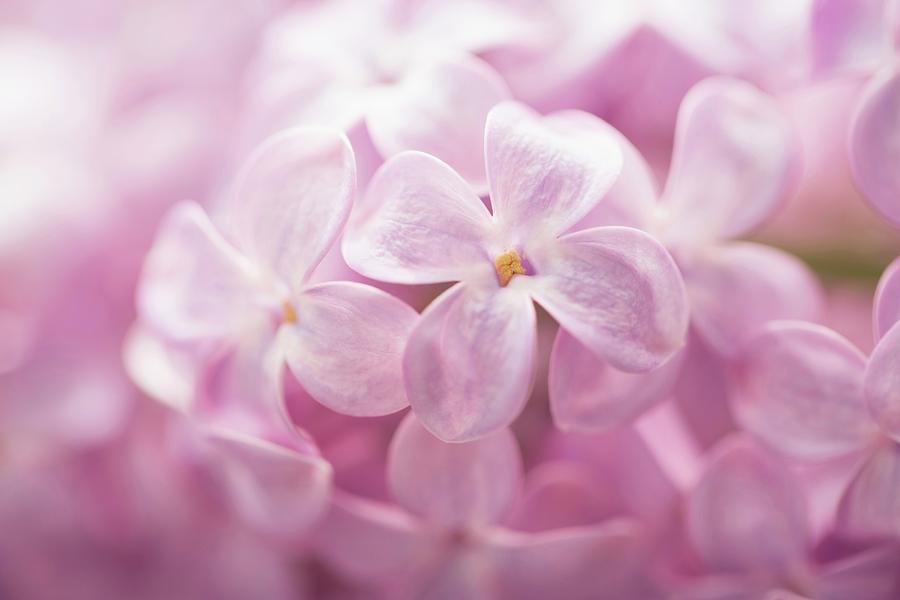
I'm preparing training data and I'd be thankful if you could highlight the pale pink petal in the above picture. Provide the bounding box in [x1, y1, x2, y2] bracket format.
[137, 202, 259, 343]
[684, 242, 823, 357]
[365, 53, 510, 194]
[570, 112, 660, 231]
[404, 282, 536, 442]
[525, 226, 688, 372]
[837, 443, 900, 540]
[193, 318, 304, 451]
[812, 0, 897, 75]
[486, 101, 623, 240]
[315, 492, 439, 584]
[230, 127, 356, 288]
[865, 323, 900, 441]
[660, 77, 797, 245]
[817, 542, 900, 600]
[122, 324, 196, 412]
[873, 257, 900, 342]
[850, 64, 900, 227]
[192, 424, 332, 541]
[487, 520, 648, 600]
[687, 436, 808, 574]
[342, 151, 494, 284]
[549, 327, 683, 431]
[282, 282, 417, 417]
[730, 321, 878, 461]
[388, 413, 522, 528]
[504, 461, 617, 532]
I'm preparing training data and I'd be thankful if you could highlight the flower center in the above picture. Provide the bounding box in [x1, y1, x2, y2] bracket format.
[494, 249, 527, 287]
[282, 301, 298, 323]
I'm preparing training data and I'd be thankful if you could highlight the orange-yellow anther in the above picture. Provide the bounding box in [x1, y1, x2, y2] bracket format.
[494, 249, 526, 287]
[282, 301, 298, 323]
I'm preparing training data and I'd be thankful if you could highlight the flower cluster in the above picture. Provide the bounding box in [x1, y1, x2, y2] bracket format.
[2, 1, 900, 599]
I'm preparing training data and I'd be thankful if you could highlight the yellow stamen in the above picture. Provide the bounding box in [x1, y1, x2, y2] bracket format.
[282, 301, 297, 323]
[494, 249, 526, 287]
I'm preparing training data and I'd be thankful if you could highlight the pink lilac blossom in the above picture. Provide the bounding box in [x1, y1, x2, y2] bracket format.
[3, 1, 900, 599]
[343, 101, 689, 441]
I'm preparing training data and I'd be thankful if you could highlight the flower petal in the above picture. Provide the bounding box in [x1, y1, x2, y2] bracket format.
[817, 542, 900, 600]
[549, 327, 683, 431]
[837, 443, 900, 540]
[342, 151, 494, 284]
[315, 492, 438, 584]
[850, 64, 900, 226]
[137, 202, 259, 343]
[503, 461, 618, 532]
[365, 53, 510, 194]
[660, 77, 797, 245]
[873, 257, 900, 342]
[230, 126, 356, 288]
[526, 226, 688, 372]
[811, 0, 896, 74]
[487, 520, 649, 600]
[123, 324, 196, 412]
[387, 413, 522, 528]
[568, 111, 660, 231]
[684, 242, 823, 357]
[486, 101, 623, 240]
[404, 282, 537, 442]
[282, 282, 417, 417]
[865, 322, 900, 442]
[730, 321, 878, 461]
[189, 424, 332, 541]
[687, 436, 808, 574]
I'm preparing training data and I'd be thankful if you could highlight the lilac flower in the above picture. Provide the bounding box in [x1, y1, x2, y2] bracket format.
[343, 101, 689, 441]
[136, 127, 418, 420]
[550, 77, 822, 432]
[729, 257, 900, 539]
[811, 0, 900, 226]
[315, 413, 648, 599]
[673, 435, 900, 600]
[244, 0, 542, 190]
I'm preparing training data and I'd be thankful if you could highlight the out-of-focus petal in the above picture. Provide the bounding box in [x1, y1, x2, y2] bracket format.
[850, 64, 900, 227]
[342, 151, 494, 284]
[137, 202, 259, 343]
[687, 436, 808, 574]
[365, 53, 510, 194]
[315, 492, 439, 584]
[873, 256, 900, 341]
[571, 112, 660, 231]
[404, 282, 536, 442]
[488, 520, 648, 600]
[548, 328, 683, 431]
[865, 323, 900, 441]
[283, 282, 417, 417]
[817, 542, 900, 600]
[730, 322, 877, 461]
[525, 226, 688, 372]
[486, 101, 622, 240]
[122, 324, 195, 412]
[660, 77, 797, 246]
[811, 0, 897, 75]
[837, 442, 900, 539]
[503, 461, 618, 532]
[230, 127, 356, 288]
[387, 413, 522, 528]
[192, 425, 332, 542]
[684, 242, 823, 357]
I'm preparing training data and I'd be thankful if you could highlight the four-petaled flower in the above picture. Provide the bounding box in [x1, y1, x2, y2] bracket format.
[344, 101, 689, 442]
[138, 127, 418, 422]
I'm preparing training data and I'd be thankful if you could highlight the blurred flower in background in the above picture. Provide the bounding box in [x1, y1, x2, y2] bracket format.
[1, 1, 899, 598]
